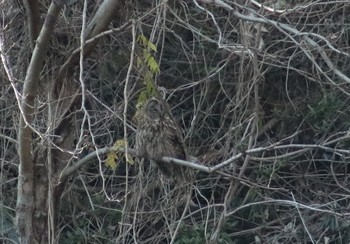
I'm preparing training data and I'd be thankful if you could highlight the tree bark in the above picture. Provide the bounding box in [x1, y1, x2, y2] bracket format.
[17, 0, 125, 242]
[23, 0, 40, 50]
[16, 1, 66, 243]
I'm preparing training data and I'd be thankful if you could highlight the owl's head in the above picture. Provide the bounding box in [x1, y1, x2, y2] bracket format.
[145, 98, 165, 120]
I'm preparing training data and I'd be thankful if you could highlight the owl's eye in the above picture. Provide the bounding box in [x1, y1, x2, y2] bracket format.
[155, 102, 164, 115]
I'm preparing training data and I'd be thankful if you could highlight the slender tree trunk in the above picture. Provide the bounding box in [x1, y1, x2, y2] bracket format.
[16, 1, 66, 243]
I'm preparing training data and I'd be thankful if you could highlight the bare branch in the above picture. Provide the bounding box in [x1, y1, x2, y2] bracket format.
[226, 198, 350, 218]
[59, 130, 350, 185]
[55, 0, 125, 82]
[195, 0, 350, 85]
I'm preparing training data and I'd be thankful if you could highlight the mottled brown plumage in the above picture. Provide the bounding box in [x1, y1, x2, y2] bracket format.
[135, 97, 188, 182]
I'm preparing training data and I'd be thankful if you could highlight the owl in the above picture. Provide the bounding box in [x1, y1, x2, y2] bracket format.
[135, 97, 188, 182]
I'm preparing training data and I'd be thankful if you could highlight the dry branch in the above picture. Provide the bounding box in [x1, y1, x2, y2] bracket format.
[196, 0, 350, 85]
[60, 132, 350, 183]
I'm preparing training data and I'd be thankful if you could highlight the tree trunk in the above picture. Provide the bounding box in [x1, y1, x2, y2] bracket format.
[16, 1, 66, 243]
[16, 0, 125, 243]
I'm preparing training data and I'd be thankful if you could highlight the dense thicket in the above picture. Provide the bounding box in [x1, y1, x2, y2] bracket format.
[1, 0, 350, 243]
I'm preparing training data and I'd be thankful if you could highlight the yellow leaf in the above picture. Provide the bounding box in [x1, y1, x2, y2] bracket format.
[106, 151, 117, 170]
[105, 139, 134, 169]
[114, 139, 126, 148]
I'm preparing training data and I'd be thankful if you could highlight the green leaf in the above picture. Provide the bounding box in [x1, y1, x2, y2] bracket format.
[143, 49, 151, 60]
[147, 41, 157, 52]
[137, 35, 147, 46]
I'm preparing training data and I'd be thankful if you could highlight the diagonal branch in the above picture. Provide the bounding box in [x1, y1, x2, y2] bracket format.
[55, 0, 124, 84]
